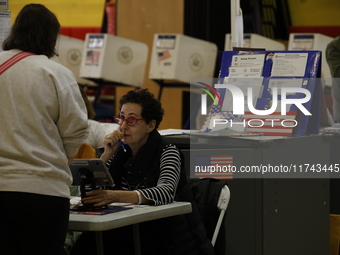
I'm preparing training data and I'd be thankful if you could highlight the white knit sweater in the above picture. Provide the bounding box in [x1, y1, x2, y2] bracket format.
[0, 49, 89, 198]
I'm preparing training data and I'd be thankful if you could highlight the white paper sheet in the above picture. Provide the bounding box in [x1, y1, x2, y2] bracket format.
[0, 11, 11, 53]
[271, 53, 308, 77]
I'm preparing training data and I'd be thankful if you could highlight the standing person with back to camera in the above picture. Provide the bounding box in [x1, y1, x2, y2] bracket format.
[71, 88, 214, 255]
[0, 4, 89, 255]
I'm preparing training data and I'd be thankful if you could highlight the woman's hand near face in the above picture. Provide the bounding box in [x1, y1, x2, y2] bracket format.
[100, 130, 124, 163]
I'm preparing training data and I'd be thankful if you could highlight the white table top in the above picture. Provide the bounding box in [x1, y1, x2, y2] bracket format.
[68, 201, 192, 232]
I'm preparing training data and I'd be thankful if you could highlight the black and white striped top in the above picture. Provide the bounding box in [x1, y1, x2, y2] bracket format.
[109, 144, 182, 206]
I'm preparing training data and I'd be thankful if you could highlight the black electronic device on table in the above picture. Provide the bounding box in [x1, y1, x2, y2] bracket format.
[69, 158, 114, 211]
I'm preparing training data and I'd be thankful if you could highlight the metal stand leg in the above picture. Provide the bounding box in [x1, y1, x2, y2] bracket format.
[95, 231, 104, 255]
[133, 224, 141, 255]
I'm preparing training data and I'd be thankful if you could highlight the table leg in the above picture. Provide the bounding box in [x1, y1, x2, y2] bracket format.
[133, 224, 141, 255]
[95, 231, 104, 255]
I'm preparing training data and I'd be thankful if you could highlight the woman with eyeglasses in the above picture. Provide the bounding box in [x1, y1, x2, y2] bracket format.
[71, 89, 214, 255]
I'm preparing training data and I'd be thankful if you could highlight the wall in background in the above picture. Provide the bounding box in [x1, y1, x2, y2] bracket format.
[115, 0, 185, 130]
[287, 0, 340, 26]
[9, 0, 340, 28]
[8, 0, 104, 27]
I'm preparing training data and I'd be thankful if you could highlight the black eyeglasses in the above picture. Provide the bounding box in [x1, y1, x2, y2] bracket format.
[113, 116, 146, 126]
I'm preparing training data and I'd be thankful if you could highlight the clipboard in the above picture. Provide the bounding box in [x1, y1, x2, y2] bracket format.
[70, 158, 114, 186]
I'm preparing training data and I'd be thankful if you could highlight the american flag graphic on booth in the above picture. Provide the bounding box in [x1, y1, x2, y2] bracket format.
[194, 155, 233, 180]
[157, 50, 171, 62]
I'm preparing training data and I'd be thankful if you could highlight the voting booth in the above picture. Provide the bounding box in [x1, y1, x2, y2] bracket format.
[149, 34, 218, 84]
[288, 33, 333, 86]
[79, 33, 148, 87]
[224, 33, 286, 51]
[52, 35, 96, 86]
[197, 50, 323, 137]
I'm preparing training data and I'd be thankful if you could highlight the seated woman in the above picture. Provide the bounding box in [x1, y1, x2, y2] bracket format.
[71, 89, 214, 255]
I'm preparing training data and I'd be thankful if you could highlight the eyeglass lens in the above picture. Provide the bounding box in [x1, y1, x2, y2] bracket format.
[114, 117, 136, 125]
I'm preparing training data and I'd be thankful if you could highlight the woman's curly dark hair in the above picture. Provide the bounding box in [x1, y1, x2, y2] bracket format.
[119, 89, 164, 130]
